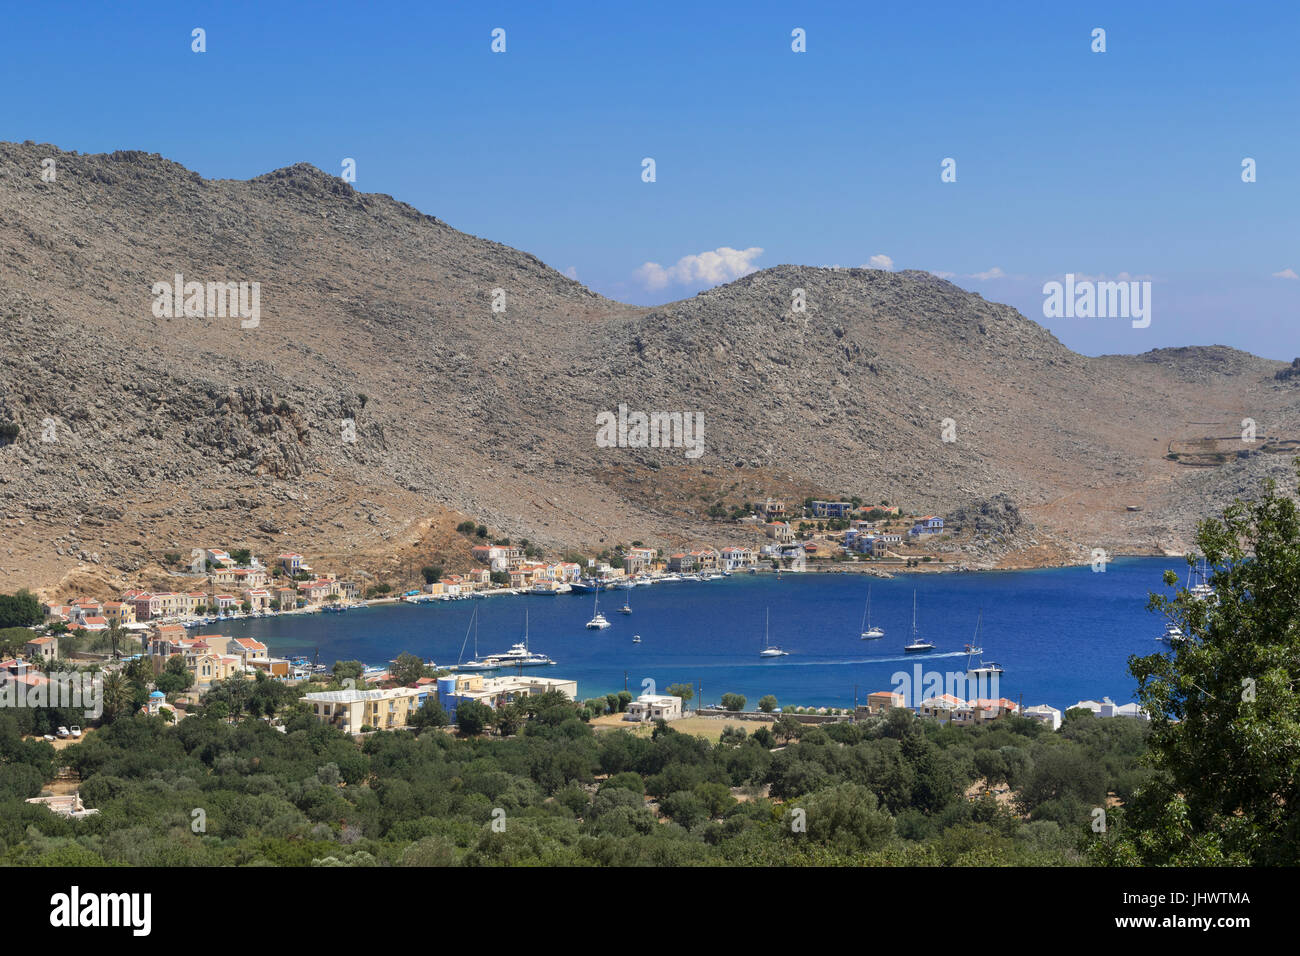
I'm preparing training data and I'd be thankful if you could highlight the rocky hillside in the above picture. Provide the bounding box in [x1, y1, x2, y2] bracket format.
[1, 142, 1296, 597]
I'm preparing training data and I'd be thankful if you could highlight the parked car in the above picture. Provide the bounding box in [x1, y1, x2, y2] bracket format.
[56, 726, 70, 738]
[69, 726, 82, 738]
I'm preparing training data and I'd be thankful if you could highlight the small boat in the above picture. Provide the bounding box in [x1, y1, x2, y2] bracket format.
[632, 634, 642, 644]
[903, 590, 935, 653]
[759, 609, 789, 657]
[619, 591, 632, 615]
[860, 584, 884, 640]
[586, 584, 611, 629]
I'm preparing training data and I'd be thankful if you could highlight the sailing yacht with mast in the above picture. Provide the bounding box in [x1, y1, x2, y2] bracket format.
[903, 590, 935, 653]
[1187, 559, 1216, 604]
[759, 609, 789, 657]
[586, 582, 611, 629]
[860, 584, 884, 640]
[964, 610, 1002, 680]
[456, 606, 498, 671]
[618, 589, 632, 614]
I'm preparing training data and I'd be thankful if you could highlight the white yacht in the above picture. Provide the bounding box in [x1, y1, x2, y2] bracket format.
[1159, 621, 1186, 645]
[903, 590, 935, 653]
[760, 609, 789, 657]
[632, 634, 642, 644]
[860, 584, 884, 640]
[586, 585, 611, 629]
[482, 610, 555, 667]
[1187, 560, 1216, 604]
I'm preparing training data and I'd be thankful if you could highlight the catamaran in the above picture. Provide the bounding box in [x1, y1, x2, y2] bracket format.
[903, 590, 935, 653]
[586, 583, 611, 629]
[760, 609, 789, 657]
[860, 584, 884, 640]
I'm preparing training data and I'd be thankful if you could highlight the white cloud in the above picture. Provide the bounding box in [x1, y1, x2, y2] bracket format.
[867, 254, 894, 270]
[931, 270, 956, 279]
[563, 266, 579, 280]
[968, 266, 1006, 280]
[1272, 268, 1299, 280]
[636, 246, 764, 290]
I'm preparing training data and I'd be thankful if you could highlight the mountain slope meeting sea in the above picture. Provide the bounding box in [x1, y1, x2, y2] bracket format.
[1, 141, 1297, 600]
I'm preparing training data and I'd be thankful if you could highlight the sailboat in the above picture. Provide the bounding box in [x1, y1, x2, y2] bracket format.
[586, 582, 611, 629]
[457, 606, 498, 671]
[860, 584, 884, 640]
[760, 609, 789, 657]
[618, 590, 632, 614]
[903, 590, 935, 653]
[1187, 559, 1217, 604]
[964, 610, 1002, 678]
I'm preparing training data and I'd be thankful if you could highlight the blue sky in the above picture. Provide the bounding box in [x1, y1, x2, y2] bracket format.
[3, 1, 1297, 358]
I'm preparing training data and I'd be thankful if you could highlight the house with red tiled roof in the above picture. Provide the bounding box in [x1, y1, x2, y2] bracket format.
[231, 637, 268, 663]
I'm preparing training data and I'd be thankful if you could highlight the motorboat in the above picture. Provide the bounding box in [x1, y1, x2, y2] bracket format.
[481, 611, 555, 666]
[1159, 621, 1186, 645]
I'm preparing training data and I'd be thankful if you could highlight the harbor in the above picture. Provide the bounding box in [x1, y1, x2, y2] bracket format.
[193, 556, 1182, 713]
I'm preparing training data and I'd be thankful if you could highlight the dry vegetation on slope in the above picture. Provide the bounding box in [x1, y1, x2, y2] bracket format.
[1, 142, 1297, 598]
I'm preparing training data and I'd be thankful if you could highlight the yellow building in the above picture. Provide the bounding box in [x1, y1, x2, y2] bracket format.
[303, 686, 431, 733]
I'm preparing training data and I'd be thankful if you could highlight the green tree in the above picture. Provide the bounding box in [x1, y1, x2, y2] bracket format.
[456, 700, 493, 736]
[665, 683, 694, 703]
[410, 699, 450, 732]
[391, 652, 425, 686]
[758, 695, 778, 713]
[719, 693, 747, 712]
[421, 565, 444, 585]
[0, 589, 42, 629]
[1104, 463, 1300, 866]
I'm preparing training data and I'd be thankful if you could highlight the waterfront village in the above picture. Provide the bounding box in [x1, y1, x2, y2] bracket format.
[3, 495, 1147, 812]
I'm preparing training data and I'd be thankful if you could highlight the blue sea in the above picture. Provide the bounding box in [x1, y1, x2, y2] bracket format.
[195, 558, 1181, 712]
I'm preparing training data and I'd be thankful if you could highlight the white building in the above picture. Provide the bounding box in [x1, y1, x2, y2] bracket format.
[1022, 704, 1063, 731]
[625, 694, 683, 722]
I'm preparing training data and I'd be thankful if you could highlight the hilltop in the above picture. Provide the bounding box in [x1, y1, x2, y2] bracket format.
[1, 141, 1297, 597]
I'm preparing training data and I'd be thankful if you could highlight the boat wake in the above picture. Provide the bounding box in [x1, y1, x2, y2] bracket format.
[689, 650, 969, 669]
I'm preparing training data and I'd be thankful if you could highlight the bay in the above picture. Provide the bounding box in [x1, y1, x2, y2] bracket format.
[195, 557, 1183, 712]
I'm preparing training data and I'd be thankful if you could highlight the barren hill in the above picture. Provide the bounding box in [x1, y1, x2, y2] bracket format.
[1, 142, 1297, 599]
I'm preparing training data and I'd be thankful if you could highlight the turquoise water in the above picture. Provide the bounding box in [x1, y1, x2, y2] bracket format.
[195, 557, 1181, 711]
